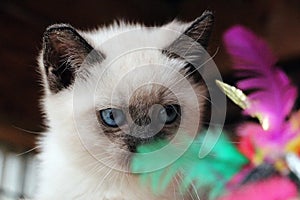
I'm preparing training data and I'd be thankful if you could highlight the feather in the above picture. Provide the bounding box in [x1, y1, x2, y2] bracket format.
[131, 131, 248, 199]
[286, 153, 300, 181]
[219, 177, 298, 200]
[215, 80, 250, 110]
[223, 26, 299, 156]
[223, 25, 297, 132]
[218, 25, 300, 200]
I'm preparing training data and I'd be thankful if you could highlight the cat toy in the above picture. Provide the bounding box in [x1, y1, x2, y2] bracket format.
[131, 25, 300, 200]
[131, 132, 248, 199]
[217, 25, 300, 200]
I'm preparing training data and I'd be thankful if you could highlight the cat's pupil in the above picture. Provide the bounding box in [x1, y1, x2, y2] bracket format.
[109, 112, 114, 120]
[158, 105, 180, 124]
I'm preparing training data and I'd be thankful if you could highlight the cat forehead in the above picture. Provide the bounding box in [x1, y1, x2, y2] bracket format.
[101, 50, 184, 75]
[78, 23, 186, 86]
[81, 22, 186, 58]
[93, 82, 182, 110]
[75, 33, 189, 110]
[86, 40, 187, 92]
[90, 62, 191, 110]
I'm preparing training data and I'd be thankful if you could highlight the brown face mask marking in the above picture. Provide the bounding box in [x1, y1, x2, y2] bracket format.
[97, 84, 181, 152]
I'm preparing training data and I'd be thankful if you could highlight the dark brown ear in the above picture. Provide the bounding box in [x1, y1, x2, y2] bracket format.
[163, 11, 214, 83]
[42, 24, 104, 93]
[183, 11, 214, 49]
[164, 11, 214, 57]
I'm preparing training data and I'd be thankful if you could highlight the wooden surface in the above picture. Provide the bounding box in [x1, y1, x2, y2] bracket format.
[0, 0, 299, 151]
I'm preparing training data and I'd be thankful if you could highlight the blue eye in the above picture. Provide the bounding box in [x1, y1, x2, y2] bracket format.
[158, 105, 180, 124]
[99, 108, 126, 127]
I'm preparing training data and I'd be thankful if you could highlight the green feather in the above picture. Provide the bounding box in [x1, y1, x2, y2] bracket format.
[131, 130, 248, 199]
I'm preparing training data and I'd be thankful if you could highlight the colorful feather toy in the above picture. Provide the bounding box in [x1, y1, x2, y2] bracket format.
[131, 25, 300, 199]
[222, 25, 299, 165]
[131, 132, 248, 199]
[220, 25, 300, 199]
[219, 177, 298, 200]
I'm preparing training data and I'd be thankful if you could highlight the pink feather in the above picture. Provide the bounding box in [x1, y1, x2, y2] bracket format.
[218, 177, 298, 200]
[223, 26, 297, 131]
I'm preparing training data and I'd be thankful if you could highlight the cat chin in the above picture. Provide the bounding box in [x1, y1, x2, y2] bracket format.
[36, 131, 193, 199]
[35, 141, 183, 200]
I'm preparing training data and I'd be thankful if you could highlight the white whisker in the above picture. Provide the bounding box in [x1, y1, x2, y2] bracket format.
[16, 146, 39, 156]
[12, 125, 42, 135]
[177, 171, 195, 200]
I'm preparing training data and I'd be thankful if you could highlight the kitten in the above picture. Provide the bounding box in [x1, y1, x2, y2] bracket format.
[36, 11, 214, 200]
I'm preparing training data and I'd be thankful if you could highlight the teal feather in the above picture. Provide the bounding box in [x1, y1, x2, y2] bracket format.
[131, 130, 248, 199]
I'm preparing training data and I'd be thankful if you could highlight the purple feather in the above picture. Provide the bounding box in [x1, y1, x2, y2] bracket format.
[223, 25, 297, 132]
[223, 26, 298, 150]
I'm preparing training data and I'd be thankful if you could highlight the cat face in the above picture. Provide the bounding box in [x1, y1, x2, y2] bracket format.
[39, 12, 214, 171]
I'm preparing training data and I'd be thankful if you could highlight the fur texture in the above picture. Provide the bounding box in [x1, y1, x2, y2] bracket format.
[36, 11, 214, 200]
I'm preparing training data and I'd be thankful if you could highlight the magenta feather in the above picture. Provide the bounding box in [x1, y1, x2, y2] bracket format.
[219, 177, 298, 200]
[223, 26, 297, 131]
[223, 26, 298, 149]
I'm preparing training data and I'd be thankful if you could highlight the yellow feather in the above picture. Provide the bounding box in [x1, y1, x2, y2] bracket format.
[215, 80, 250, 110]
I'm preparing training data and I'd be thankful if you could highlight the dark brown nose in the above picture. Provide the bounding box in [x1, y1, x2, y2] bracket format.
[124, 120, 165, 152]
[123, 131, 165, 153]
[126, 102, 173, 152]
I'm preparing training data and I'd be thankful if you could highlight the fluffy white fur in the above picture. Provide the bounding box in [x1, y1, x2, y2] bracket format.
[36, 20, 207, 200]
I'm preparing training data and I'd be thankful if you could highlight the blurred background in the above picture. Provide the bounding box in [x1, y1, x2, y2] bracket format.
[0, 0, 300, 199]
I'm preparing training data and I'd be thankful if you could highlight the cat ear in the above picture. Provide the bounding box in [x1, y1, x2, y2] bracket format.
[42, 24, 104, 93]
[164, 11, 214, 58]
[163, 11, 214, 83]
